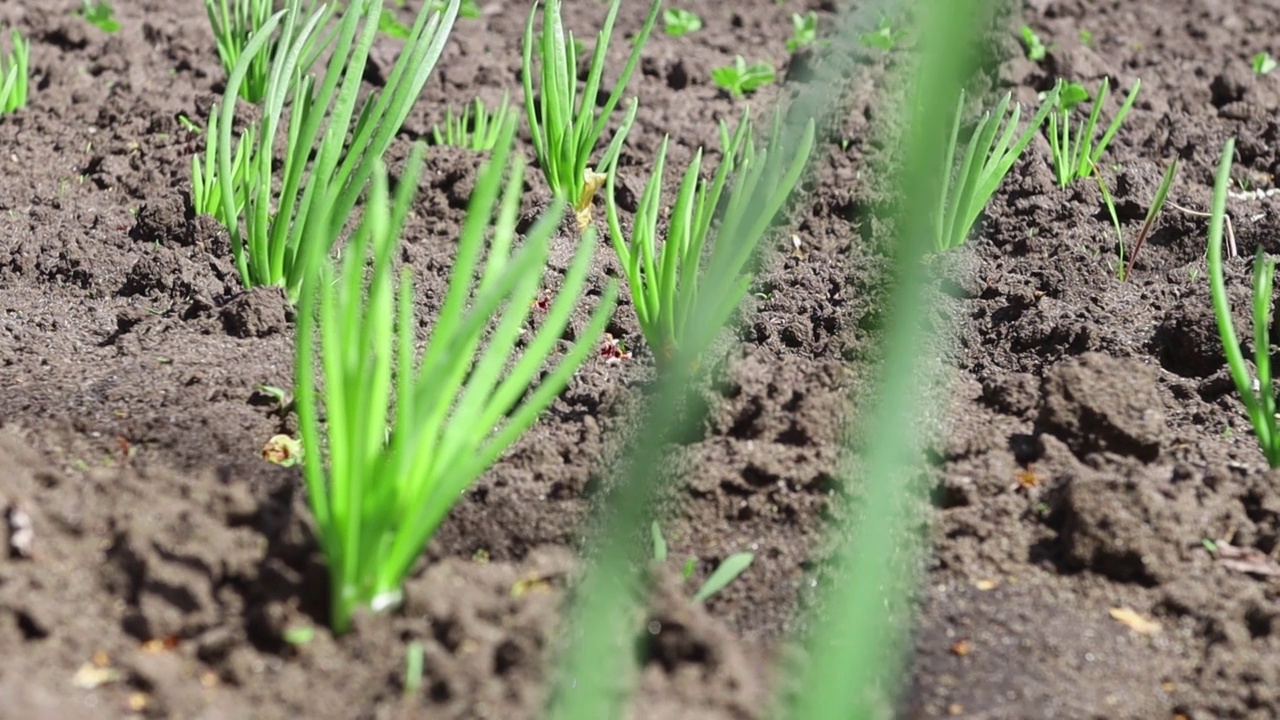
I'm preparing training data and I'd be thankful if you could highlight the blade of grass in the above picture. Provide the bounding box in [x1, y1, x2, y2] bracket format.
[1122, 156, 1178, 280]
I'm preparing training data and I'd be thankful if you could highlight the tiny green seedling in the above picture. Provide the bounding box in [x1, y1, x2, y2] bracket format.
[1118, 157, 1178, 280]
[858, 15, 905, 50]
[692, 553, 754, 602]
[1095, 172, 1125, 276]
[1079, 29, 1094, 46]
[378, 10, 412, 39]
[403, 641, 425, 699]
[1206, 138, 1280, 467]
[1020, 25, 1048, 61]
[431, 92, 513, 151]
[650, 523, 755, 603]
[79, 0, 121, 33]
[1046, 77, 1141, 187]
[0, 29, 29, 116]
[786, 11, 818, 52]
[934, 83, 1060, 251]
[177, 114, 201, 134]
[521, 0, 661, 230]
[282, 624, 315, 645]
[662, 8, 702, 37]
[430, 0, 480, 18]
[1252, 52, 1276, 75]
[711, 56, 776, 98]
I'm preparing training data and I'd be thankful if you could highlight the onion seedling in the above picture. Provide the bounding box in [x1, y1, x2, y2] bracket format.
[0, 29, 29, 116]
[203, 0, 305, 103]
[295, 126, 618, 633]
[1046, 76, 1140, 187]
[606, 110, 815, 374]
[190, 111, 250, 218]
[204, 0, 458, 299]
[1206, 138, 1280, 467]
[934, 82, 1059, 251]
[521, 0, 661, 230]
[430, 92, 513, 151]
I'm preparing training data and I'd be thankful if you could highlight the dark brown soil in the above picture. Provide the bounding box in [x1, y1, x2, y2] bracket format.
[2, 0, 1279, 718]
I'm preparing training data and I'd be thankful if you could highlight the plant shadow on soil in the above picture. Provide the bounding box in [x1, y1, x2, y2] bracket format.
[4, 0, 1280, 718]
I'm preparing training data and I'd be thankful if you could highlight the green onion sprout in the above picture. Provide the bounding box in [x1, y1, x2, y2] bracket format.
[521, 0, 661, 230]
[200, 0, 458, 299]
[203, 0, 290, 103]
[0, 29, 28, 116]
[605, 110, 815, 374]
[934, 83, 1058, 251]
[430, 92, 514, 151]
[295, 124, 618, 633]
[1206, 138, 1280, 467]
[1046, 76, 1140, 187]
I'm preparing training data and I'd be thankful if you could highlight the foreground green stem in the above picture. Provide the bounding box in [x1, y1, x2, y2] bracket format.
[1207, 138, 1280, 466]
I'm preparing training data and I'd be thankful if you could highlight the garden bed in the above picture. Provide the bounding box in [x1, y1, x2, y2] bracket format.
[1, 0, 1279, 718]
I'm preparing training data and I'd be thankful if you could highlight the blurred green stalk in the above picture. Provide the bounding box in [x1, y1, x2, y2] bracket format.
[547, 0, 988, 716]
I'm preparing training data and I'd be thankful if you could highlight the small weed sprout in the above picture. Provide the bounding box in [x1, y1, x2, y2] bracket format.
[203, 0, 302, 103]
[1206, 138, 1280, 466]
[711, 56, 776, 97]
[431, 92, 514, 151]
[79, 1, 121, 33]
[934, 83, 1059, 251]
[786, 11, 818, 52]
[521, 0, 661, 230]
[1253, 52, 1276, 75]
[198, 0, 459, 298]
[663, 8, 702, 37]
[649, 523, 755, 603]
[1046, 77, 1141, 187]
[858, 15, 905, 50]
[1020, 25, 1048, 61]
[430, 0, 480, 18]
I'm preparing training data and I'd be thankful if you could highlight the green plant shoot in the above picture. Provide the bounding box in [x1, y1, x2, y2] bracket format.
[711, 56, 776, 97]
[205, 0, 458, 298]
[858, 15, 904, 50]
[692, 553, 754, 602]
[1046, 76, 1141, 186]
[1206, 138, 1280, 467]
[295, 127, 619, 633]
[1096, 171, 1125, 275]
[0, 29, 29, 115]
[663, 8, 702, 37]
[1253, 52, 1277, 75]
[934, 83, 1059, 251]
[606, 111, 815, 374]
[1121, 156, 1178, 280]
[431, 92, 514, 151]
[1020, 25, 1047, 61]
[190, 110, 251, 218]
[648, 522, 754, 601]
[79, 1, 121, 33]
[203, 0, 278, 103]
[521, 0, 661, 230]
[787, 11, 818, 52]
